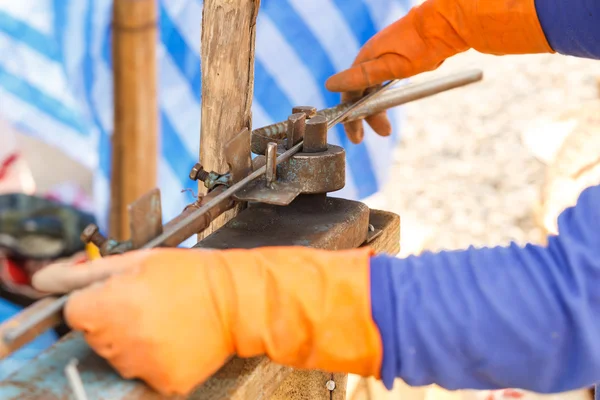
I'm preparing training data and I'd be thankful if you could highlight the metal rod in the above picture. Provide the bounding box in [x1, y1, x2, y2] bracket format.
[3, 69, 483, 346]
[253, 69, 483, 140]
[65, 358, 89, 400]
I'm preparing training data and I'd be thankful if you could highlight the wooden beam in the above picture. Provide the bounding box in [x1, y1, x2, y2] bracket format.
[110, 0, 158, 240]
[198, 0, 260, 239]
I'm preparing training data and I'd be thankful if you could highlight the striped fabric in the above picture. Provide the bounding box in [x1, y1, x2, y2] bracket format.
[0, 0, 411, 237]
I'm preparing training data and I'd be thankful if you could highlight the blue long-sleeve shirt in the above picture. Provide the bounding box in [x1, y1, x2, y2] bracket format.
[371, 184, 600, 393]
[370, 0, 600, 392]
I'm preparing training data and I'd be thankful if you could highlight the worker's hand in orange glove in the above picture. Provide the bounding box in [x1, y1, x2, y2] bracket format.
[32, 247, 382, 396]
[326, 0, 554, 144]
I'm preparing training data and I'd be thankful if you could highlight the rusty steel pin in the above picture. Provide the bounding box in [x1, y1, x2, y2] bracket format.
[265, 142, 278, 186]
[303, 115, 328, 153]
[286, 113, 306, 150]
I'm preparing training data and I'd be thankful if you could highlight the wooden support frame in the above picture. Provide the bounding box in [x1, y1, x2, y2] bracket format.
[109, 0, 158, 240]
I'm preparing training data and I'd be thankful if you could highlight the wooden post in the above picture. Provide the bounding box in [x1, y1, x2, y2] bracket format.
[110, 0, 158, 240]
[198, 0, 260, 238]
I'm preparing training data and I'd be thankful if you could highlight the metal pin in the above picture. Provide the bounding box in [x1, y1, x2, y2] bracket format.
[286, 113, 306, 150]
[65, 359, 89, 400]
[265, 142, 277, 186]
[303, 115, 328, 153]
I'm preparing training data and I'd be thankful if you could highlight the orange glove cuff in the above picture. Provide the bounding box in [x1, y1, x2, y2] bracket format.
[209, 246, 383, 378]
[436, 0, 554, 55]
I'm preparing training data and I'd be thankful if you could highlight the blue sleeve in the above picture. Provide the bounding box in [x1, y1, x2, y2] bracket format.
[535, 0, 600, 58]
[370, 184, 600, 393]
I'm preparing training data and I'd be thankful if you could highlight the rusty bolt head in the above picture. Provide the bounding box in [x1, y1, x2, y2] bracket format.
[80, 224, 106, 246]
[189, 163, 210, 182]
[189, 163, 202, 180]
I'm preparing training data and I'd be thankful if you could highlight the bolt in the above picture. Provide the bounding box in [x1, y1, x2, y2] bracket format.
[369, 224, 375, 232]
[80, 224, 107, 247]
[326, 380, 336, 391]
[189, 163, 210, 182]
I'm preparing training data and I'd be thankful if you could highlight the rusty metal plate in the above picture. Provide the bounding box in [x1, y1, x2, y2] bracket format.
[251, 130, 286, 156]
[225, 128, 252, 183]
[366, 226, 383, 243]
[194, 195, 369, 250]
[128, 188, 163, 249]
[233, 179, 302, 206]
[236, 145, 346, 205]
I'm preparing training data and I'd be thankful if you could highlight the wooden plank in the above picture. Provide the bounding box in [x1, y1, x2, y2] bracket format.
[109, 0, 158, 240]
[198, 0, 260, 239]
[270, 371, 348, 400]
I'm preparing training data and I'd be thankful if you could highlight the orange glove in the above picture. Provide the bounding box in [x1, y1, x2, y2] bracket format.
[326, 0, 554, 144]
[33, 247, 382, 396]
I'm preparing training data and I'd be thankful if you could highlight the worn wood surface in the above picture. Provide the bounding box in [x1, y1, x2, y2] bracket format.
[364, 210, 401, 255]
[198, 0, 260, 239]
[110, 0, 158, 240]
[271, 371, 349, 400]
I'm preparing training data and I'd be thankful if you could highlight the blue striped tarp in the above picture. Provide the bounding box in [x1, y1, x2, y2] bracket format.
[0, 0, 411, 237]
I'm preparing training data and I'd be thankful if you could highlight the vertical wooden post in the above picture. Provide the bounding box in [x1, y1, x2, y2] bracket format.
[198, 0, 260, 239]
[110, 0, 158, 240]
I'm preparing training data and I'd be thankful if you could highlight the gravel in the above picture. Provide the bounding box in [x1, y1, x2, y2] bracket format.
[377, 50, 599, 253]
